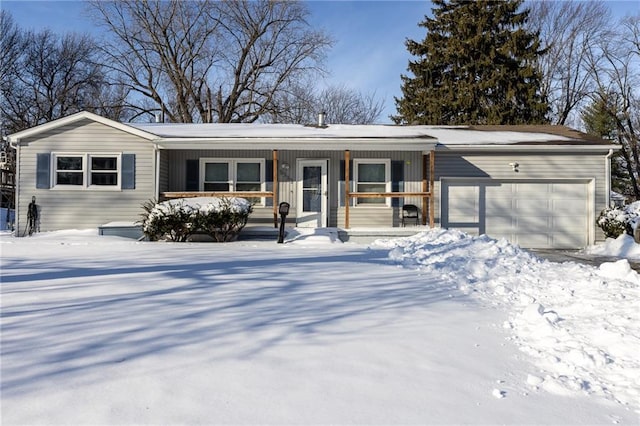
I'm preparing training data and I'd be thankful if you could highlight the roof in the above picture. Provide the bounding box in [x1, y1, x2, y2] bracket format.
[7, 111, 617, 151]
[130, 122, 594, 145]
[7, 111, 157, 142]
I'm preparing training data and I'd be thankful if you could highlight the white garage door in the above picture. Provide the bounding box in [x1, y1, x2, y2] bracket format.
[442, 179, 590, 249]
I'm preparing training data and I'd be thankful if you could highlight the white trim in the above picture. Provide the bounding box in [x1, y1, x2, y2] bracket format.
[353, 158, 392, 207]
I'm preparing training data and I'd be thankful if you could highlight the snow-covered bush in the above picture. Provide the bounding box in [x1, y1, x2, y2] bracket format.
[140, 197, 252, 242]
[597, 201, 640, 239]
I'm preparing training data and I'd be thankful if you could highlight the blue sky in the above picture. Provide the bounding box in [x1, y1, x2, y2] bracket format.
[3, 1, 637, 123]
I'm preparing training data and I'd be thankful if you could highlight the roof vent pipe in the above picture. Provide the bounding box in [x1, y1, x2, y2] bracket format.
[318, 111, 326, 127]
[155, 113, 162, 123]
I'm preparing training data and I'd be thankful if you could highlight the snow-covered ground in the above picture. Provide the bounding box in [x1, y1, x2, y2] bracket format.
[1, 228, 638, 425]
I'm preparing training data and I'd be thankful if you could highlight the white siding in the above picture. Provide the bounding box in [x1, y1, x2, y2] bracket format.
[16, 119, 155, 234]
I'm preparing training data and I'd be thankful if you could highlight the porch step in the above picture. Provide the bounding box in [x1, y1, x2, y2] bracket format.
[338, 226, 429, 243]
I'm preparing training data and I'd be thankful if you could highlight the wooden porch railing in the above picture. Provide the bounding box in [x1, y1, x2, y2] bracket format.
[343, 150, 435, 229]
[161, 150, 281, 227]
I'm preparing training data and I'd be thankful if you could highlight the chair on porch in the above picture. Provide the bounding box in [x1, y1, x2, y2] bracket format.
[402, 204, 419, 227]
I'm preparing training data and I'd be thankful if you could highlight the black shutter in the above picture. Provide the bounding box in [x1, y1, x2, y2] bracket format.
[265, 159, 273, 182]
[186, 159, 199, 191]
[36, 153, 51, 189]
[121, 154, 135, 189]
[391, 160, 404, 207]
[339, 160, 354, 180]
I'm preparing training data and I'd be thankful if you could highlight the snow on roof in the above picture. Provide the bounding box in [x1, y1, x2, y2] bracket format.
[129, 122, 589, 145]
[131, 123, 436, 140]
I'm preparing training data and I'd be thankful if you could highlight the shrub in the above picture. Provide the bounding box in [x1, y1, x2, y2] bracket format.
[140, 197, 252, 242]
[597, 201, 640, 239]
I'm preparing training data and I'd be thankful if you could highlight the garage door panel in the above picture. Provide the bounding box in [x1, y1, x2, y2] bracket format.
[553, 215, 586, 230]
[552, 233, 585, 248]
[550, 200, 583, 215]
[515, 233, 551, 247]
[443, 179, 590, 249]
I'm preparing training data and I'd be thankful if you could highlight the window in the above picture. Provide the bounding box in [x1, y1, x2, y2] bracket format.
[90, 156, 118, 186]
[354, 159, 390, 206]
[52, 153, 121, 189]
[200, 158, 265, 204]
[55, 155, 84, 186]
[204, 162, 230, 191]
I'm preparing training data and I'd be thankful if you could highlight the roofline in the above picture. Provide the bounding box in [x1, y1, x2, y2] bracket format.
[154, 138, 438, 151]
[435, 144, 621, 152]
[6, 111, 158, 143]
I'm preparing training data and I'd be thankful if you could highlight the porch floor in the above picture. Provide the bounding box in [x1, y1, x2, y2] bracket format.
[98, 222, 429, 243]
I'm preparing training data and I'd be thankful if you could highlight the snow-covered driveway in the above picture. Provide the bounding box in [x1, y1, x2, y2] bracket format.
[1, 230, 638, 424]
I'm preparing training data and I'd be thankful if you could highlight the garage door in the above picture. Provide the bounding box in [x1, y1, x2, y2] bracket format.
[442, 180, 590, 249]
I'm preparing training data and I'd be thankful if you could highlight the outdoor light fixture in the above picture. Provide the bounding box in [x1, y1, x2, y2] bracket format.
[509, 162, 519, 172]
[280, 162, 290, 171]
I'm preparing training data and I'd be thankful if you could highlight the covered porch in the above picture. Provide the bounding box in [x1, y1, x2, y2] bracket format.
[159, 148, 436, 229]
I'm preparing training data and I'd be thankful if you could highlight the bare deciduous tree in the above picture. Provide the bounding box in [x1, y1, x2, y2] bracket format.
[0, 11, 24, 84]
[528, 0, 612, 125]
[90, 0, 332, 123]
[268, 81, 384, 124]
[586, 15, 640, 199]
[90, 0, 218, 123]
[1, 22, 107, 133]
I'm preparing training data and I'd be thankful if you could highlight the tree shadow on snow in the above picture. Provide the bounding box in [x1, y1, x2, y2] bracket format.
[0, 246, 470, 397]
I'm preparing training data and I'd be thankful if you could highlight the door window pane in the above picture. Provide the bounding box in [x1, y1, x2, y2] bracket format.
[303, 166, 322, 212]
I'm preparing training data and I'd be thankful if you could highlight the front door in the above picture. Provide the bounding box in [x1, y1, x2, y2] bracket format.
[296, 159, 328, 227]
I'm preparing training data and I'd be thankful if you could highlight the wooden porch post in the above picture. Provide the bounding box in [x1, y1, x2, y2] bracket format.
[345, 150, 350, 229]
[429, 150, 435, 228]
[273, 149, 278, 228]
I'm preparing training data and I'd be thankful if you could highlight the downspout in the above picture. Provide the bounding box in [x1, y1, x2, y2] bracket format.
[605, 149, 614, 208]
[8, 137, 20, 236]
[154, 145, 160, 200]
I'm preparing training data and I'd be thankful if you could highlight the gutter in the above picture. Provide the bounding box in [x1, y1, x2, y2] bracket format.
[435, 144, 622, 153]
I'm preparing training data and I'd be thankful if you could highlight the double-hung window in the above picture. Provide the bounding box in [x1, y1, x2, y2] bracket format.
[89, 156, 118, 186]
[354, 159, 391, 206]
[200, 158, 265, 205]
[52, 153, 121, 189]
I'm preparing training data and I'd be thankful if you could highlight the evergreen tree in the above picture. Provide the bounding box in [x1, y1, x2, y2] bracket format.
[393, 0, 548, 125]
[582, 93, 634, 200]
[581, 93, 617, 140]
